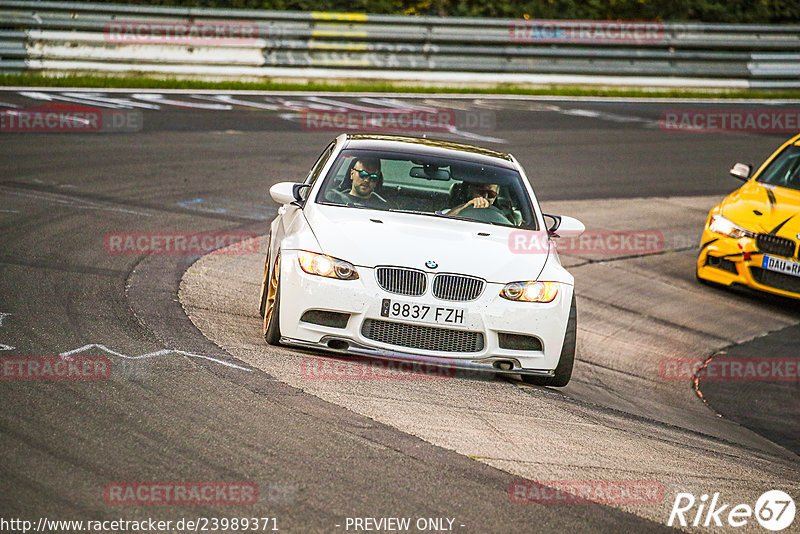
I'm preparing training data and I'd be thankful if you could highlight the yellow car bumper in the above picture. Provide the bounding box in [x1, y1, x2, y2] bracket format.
[697, 228, 800, 300]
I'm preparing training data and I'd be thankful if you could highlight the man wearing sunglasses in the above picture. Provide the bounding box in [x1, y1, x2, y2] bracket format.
[349, 158, 384, 199]
[328, 157, 390, 209]
[447, 183, 500, 217]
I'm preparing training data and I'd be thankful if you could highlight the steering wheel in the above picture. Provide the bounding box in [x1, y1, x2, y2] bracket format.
[456, 205, 513, 225]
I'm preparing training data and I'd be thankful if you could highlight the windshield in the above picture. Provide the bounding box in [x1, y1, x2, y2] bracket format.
[756, 144, 800, 192]
[314, 149, 538, 229]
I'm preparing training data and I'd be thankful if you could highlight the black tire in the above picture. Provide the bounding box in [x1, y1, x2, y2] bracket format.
[263, 254, 282, 346]
[521, 294, 576, 387]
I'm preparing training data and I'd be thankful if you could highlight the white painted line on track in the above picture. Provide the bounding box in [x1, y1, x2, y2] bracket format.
[132, 93, 232, 110]
[358, 96, 440, 112]
[304, 96, 385, 112]
[61, 92, 161, 110]
[444, 127, 507, 144]
[4, 87, 799, 104]
[0, 187, 152, 217]
[5, 89, 794, 140]
[60, 344, 252, 371]
[191, 94, 281, 110]
[0, 313, 15, 351]
[17, 90, 130, 109]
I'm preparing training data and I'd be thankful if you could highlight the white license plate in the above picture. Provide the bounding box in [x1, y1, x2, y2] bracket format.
[762, 255, 800, 278]
[380, 298, 466, 326]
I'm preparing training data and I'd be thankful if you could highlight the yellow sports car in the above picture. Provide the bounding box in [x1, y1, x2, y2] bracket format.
[697, 133, 800, 299]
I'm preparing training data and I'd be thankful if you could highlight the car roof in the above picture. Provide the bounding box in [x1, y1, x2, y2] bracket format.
[341, 134, 516, 169]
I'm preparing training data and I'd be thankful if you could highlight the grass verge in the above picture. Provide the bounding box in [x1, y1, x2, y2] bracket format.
[2, 73, 800, 99]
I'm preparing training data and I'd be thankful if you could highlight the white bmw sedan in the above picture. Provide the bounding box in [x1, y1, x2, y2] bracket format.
[259, 134, 584, 386]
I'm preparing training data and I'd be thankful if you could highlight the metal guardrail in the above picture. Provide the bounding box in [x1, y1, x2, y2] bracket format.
[0, 0, 799, 88]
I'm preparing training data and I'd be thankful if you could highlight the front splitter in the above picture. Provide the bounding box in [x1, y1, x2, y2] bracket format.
[280, 335, 555, 378]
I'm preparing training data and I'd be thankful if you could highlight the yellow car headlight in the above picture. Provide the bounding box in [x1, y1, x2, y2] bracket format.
[298, 251, 359, 280]
[500, 281, 559, 303]
[709, 214, 755, 239]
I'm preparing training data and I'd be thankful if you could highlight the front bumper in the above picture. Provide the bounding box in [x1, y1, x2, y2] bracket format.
[697, 229, 800, 300]
[276, 250, 573, 374]
[280, 336, 555, 377]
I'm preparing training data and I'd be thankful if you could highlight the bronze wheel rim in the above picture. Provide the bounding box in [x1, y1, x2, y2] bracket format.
[263, 253, 280, 334]
[259, 250, 270, 315]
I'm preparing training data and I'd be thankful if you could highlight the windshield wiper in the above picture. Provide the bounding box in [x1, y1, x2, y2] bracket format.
[444, 215, 514, 228]
[344, 202, 375, 210]
[387, 208, 526, 228]
[387, 208, 444, 216]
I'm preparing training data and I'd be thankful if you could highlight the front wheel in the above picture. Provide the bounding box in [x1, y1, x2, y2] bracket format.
[263, 253, 282, 346]
[521, 293, 576, 387]
[258, 248, 271, 318]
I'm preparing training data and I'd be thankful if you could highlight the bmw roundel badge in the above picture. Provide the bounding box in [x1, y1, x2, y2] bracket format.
[425, 260, 438, 269]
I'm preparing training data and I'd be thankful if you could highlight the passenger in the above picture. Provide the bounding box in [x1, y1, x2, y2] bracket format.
[447, 183, 499, 216]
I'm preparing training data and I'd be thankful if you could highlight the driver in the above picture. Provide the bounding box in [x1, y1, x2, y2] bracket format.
[446, 183, 499, 216]
[330, 157, 390, 209]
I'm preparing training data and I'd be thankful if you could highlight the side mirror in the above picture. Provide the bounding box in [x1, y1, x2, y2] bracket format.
[293, 183, 311, 202]
[544, 214, 561, 233]
[545, 214, 585, 238]
[269, 182, 309, 205]
[730, 163, 752, 182]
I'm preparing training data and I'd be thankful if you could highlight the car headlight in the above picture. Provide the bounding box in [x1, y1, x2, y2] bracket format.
[500, 281, 559, 303]
[298, 251, 359, 280]
[709, 214, 755, 239]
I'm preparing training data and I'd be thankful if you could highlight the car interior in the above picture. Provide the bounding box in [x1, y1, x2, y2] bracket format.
[758, 145, 800, 191]
[318, 152, 533, 228]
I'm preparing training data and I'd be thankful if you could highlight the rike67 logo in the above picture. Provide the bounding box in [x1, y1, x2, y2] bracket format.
[668, 491, 796, 531]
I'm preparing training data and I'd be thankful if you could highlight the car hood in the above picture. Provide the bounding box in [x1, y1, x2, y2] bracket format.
[721, 181, 800, 237]
[305, 205, 551, 283]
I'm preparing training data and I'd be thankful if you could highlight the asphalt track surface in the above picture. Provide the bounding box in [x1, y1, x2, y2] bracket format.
[1, 89, 799, 533]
